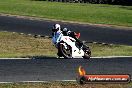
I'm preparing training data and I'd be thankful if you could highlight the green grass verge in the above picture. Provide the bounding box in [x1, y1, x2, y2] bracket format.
[0, 82, 131, 88]
[0, 31, 132, 58]
[0, 0, 132, 27]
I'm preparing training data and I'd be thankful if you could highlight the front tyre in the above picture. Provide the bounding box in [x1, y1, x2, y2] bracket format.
[59, 43, 72, 59]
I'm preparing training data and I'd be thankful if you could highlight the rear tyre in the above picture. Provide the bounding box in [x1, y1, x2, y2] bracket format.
[83, 45, 91, 59]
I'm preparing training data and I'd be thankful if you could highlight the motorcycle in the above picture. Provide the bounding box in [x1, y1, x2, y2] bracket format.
[57, 33, 91, 59]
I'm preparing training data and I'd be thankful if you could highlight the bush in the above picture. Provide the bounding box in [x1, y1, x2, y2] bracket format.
[36, 0, 132, 5]
[32, 0, 46, 1]
[81, 0, 132, 5]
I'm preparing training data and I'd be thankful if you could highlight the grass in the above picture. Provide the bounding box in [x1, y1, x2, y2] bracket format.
[0, 82, 131, 88]
[0, 31, 132, 58]
[0, 0, 132, 27]
[89, 43, 132, 56]
[0, 31, 57, 58]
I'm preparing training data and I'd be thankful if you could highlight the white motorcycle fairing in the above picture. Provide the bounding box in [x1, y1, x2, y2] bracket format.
[60, 36, 84, 58]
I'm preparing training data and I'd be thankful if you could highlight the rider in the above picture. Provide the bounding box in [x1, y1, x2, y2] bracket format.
[52, 24, 83, 49]
[52, 24, 63, 48]
[52, 24, 64, 57]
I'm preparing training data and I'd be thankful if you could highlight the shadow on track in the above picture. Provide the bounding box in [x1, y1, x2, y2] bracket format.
[30, 55, 89, 60]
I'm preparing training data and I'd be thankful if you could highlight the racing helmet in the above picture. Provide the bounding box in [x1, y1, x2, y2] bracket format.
[63, 28, 68, 32]
[52, 24, 61, 32]
[62, 28, 69, 36]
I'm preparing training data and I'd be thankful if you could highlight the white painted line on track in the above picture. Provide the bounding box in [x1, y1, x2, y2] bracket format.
[38, 35, 41, 37]
[20, 33, 24, 35]
[12, 32, 16, 33]
[0, 82, 13, 84]
[0, 79, 131, 83]
[0, 80, 76, 83]
[0, 81, 48, 84]
[28, 34, 32, 36]
[3, 31, 7, 32]
[54, 80, 76, 82]
[0, 56, 132, 59]
[91, 56, 132, 59]
[0, 58, 30, 59]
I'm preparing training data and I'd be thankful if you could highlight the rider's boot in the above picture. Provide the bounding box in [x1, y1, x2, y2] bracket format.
[78, 43, 83, 50]
[57, 51, 64, 58]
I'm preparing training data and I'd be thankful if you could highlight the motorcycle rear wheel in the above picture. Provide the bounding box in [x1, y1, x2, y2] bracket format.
[83, 45, 91, 59]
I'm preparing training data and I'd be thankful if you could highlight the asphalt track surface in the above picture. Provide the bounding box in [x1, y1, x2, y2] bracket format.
[0, 57, 132, 82]
[0, 15, 132, 45]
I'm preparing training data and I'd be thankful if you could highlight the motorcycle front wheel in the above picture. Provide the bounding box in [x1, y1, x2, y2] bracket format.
[59, 43, 72, 59]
